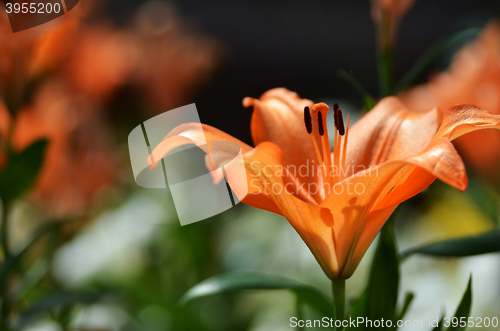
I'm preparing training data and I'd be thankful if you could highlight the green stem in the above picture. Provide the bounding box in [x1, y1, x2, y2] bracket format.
[1, 104, 14, 330]
[378, 49, 393, 97]
[376, 9, 394, 97]
[1, 201, 10, 328]
[1, 202, 10, 260]
[332, 279, 346, 330]
[296, 297, 304, 331]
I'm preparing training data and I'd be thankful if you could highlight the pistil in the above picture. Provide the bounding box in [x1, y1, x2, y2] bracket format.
[304, 102, 350, 195]
[304, 106, 324, 168]
[318, 109, 333, 193]
[315, 104, 333, 187]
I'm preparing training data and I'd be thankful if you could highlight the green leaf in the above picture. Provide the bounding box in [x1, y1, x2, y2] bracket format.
[347, 224, 400, 330]
[0, 138, 48, 203]
[394, 27, 482, 94]
[401, 230, 500, 260]
[180, 271, 333, 317]
[447, 276, 473, 331]
[0, 217, 81, 291]
[396, 292, 415, 321]
[337, 69, 377, 111]
[431, 310, 446, 331]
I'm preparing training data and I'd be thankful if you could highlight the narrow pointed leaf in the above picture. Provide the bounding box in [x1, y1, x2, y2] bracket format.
[347, 224, 400, 330]
[447, 276, 472, 331]
[431, 311, 446, 331]
[337, 69, 377, 110]
[401, 230, 500, 260]
[180, 271, 333, 317]
[396, 292, 415, 322]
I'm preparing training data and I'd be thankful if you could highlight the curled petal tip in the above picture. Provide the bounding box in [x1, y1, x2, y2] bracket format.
[457, 175, 469, 192]
[147, 155, 158, 170]
[243, 97, 256, 108]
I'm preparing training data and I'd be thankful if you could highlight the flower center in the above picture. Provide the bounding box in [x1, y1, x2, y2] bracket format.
[304, 103, 350, 194]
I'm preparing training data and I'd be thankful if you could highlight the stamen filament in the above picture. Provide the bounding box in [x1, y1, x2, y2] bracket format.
[317, 111, 325, 136]
[341, 116, 350, 181]
[334, 130, 341, 184]
[311, 135, 324, 168]
[318, 110, 333, 187]
[332, 104, 348, 183]
[305, 107, 324, 166]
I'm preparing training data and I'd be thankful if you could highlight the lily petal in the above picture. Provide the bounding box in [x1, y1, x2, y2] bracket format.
[336, 137, 465, 277]
[435, 104, 500, 141]
[345, 97, 439, 173]
[244, 142, 339, 279]
[243, 88, 320, 186]
[374, 137, 466, 211]
[376, 104, 500, 210]
[321, 161, 405, 275]
[323, 137, 466, 273]
[343, 206, 397, 278]
[148, 122, 253, 169]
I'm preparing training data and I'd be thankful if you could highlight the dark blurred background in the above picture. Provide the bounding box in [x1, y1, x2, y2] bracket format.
[104, 0, 500, 145]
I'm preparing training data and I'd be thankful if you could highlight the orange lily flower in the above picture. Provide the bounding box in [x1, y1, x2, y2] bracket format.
[147, 88, 500, 279]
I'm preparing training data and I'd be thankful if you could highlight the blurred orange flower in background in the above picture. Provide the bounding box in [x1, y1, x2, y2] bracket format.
[370, 0, 415, 49]
[146, 88, 500, 279]
[130, 1, 221, 113]
[63, 24, 138, 102]
[24, 1, 221, 109]
[401, 21, 500, 180]
[0, 3, 92, 106]
[9, 80, 120, 217]
[0, 1, 221, 216]
[0, 7, 114, 218]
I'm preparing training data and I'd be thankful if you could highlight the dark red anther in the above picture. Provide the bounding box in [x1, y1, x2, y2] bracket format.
[304, 106, 313, 134]
[333, 103, 345, 136]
